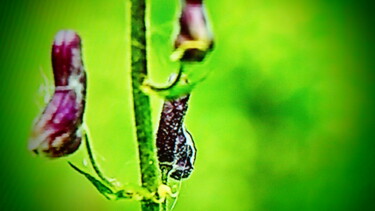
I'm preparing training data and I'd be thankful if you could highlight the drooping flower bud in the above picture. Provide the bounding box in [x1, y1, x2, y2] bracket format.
[171, 0, 214, 62]
[28, 30, 87, 158]
[156, 95, 197, 180]
[169, 129, 196, 180]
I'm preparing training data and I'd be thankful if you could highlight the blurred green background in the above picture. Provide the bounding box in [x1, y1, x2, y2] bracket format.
[0, 0, 374, 210]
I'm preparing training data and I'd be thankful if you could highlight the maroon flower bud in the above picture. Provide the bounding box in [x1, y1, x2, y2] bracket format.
[172, 0, 214, 62]
[169, 129, 196, 180]
[156, 95, 196, 180]
[29, 30, 86, 158]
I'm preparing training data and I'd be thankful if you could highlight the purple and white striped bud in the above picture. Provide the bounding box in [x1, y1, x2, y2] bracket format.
[173, 0, 214, 62]
[156, 95, 196, 180]
[28, 30, 86, 158]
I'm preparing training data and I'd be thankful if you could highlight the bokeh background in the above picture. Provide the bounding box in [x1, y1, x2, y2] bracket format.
[0, 0, 374, 210]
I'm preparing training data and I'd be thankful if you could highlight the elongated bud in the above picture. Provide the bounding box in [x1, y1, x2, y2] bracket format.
[156, 95, 197, 180]
[171, 0, 214, 62]
[169, 129, 196, 180]
[28, 30, 86, 158]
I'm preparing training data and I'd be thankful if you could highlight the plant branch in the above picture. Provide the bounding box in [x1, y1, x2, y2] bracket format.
[130, 0, 160, 210]
[84, 131, 113, 187]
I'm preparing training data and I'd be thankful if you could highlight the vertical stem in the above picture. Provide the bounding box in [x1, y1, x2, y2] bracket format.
[161, 167, 170, 211]
[161, 200, 168, 211]
[130, 0, 160, 210]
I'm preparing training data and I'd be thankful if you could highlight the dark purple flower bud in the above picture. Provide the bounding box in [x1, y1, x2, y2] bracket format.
[172, 0, 214, 62]
[28, 30, 86, 158]
[156, 95, 197, 180]
[169, 129, 196, 180]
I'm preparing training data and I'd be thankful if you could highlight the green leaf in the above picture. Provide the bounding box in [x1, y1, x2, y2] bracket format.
[142, 65, 208, 99]
[68, 162, 114, 200]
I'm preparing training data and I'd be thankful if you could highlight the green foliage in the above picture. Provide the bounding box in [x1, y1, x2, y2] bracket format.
[68, 162, 115, 200]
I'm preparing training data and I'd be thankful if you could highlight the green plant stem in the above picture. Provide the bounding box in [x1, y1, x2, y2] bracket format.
[84, 132, 113, 187]
[160, 166, 171, 211]
[130, 0, 160, 210]
[161, 200, 167, 211]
